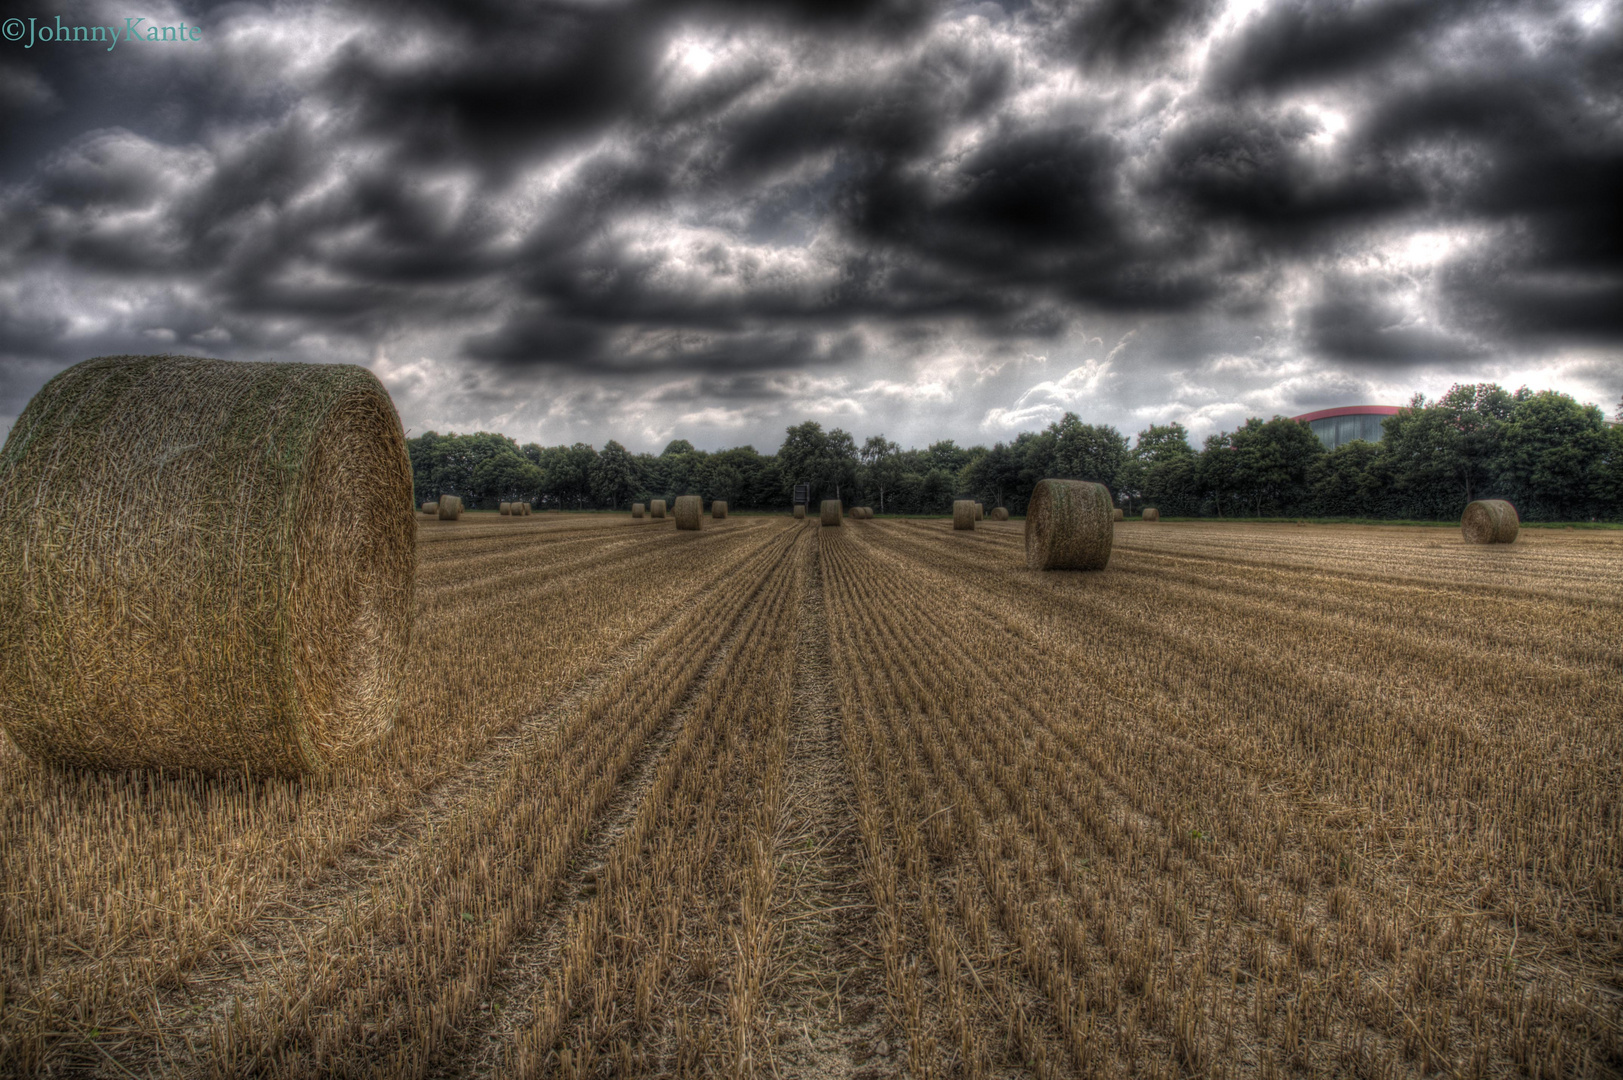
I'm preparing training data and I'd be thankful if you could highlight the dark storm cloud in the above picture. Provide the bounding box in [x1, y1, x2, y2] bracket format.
[1, 0, 1619, 444]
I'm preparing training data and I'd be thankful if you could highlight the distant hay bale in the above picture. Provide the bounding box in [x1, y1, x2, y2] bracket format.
[861, 507, 874, 519]
[991, 507, 1009, 521]
[712, 500, 728, 519]
[520, 502, 532, 516]
[651, 499, 667, 519]
[975, 502, 984, 521]
[1113, 508, 1123, 521]
[0, 354, 415, 775]
[821, 500, 843, 526]
[422, 501, 438, 515]
[793, 504, 806, 519]
[953, 499, 976, 530]
[632, 503, 645, 518]
[1025, 479, 1113, 572]
[499, 502, 512, 515]
[674, 495, 704, 530]
[438, 495, 462, 520]
[1142, 508, 1159, 522]
[1462, 499, 1519, 544]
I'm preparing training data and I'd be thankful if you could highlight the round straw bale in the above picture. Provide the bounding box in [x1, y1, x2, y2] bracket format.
[712, 500, 728, 519]
[1113, 508, 1123, 521]
[793, 504, 806, 519]
[632, 503, 645, 518]
[974, 502, 984, 521]
[953, 499, 976, 530]
[864, 507, 875, 519]
[521, 502, 532, 515]
[1461, 499, 1519, 544]
[438, 494, 462, 520]
[422, 501, 438, 515]
[499, 502, 512, 515]
[991, 506, 1009, 521]
[1142, 507, 1159, 521]
[821, 500, 843, 526]
[1024, 479, 1113, 571]
[0, 354, 415, 775]
[674, 495, 704, 530]
[651, 499, 667, 519]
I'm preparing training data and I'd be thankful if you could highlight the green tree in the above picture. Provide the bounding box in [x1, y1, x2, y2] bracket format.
[1049, 413, 1128, 493]
[1124, 423, 1197, 516]
[1380, 383, 1513, 515]
[1495, 390, 1609, 520]
[860, 435, 902, 512]
[1228, 417, 1324, 516]
[589, 440, 638, 509]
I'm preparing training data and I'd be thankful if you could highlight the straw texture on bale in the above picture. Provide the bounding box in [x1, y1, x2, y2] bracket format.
[499, 502, 511, 515]
[438, 494, 462, 520]
[0, 354, 416, 775]
[793, 504, 806, 519]
[1461, 499, 1519, 544]
[974, 502, 984, 521]
[1113, 508, 1123, 521]
[674, 495, 704, 530]
[519, 502, 532, 516]
[712, 500, 728, 519]
[953, 499, 976, 530]
[1142, 507, 1159, 521]
[651, 499, 667, 519]
[991, 507, 1009, 521]
[1024, 478, 1113, 572]
[821, 500, 842, 526]
[422, 501, 438, 515]
[632, 503, 645, 518]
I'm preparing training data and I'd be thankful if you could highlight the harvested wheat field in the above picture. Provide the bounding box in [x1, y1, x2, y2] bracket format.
[2, 516, 1620, 1078]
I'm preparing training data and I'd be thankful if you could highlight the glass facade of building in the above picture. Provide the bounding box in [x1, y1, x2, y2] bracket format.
[1307, 411, 1388, 449]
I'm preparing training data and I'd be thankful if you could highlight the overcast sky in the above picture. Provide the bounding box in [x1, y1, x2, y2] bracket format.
[2, 0, 1618, 453]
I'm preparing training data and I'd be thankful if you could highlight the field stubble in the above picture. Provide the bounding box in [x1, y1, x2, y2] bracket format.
[0, 516, 1617, 1078]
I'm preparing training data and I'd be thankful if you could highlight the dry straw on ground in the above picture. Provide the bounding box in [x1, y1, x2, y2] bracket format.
[991, 507, 1009, 521]
[1113, 508, 1123, 521]
[438, 495, 462, 520]
[651, 500, 667, 519]
[1142, 507, 1160, 521]
[422, 501, 438, 515]
[712, 500, 728, 519]
[953, 499, 976, 530]
[0, 354, 416, 775]
[1025, 478, 1113, 571]
[1462, 499, 1519, 543]
[674, 495, 703, 530]
[632, 503, 645, 518]
[821, 500, 842, 526]
[793, 504, 806, 519]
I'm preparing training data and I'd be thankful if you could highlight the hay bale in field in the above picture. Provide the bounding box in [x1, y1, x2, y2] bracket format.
[499, 502, 512, 515]
[520, 502, 532, 516]
[953, 499, 976, 530]
[1113, 508, 1123, 521]
[1462, 499, 1519, 544]
[991, 507, 1009, 521]
[438, 494, 462, 520]
[975, 502, 984, 521]
[821, 500, 843, 526]
[422, 501, 438, 515]
[1024, 478, 1113, 572]
[793, 504, 807, 519]
[1142, 507, 1159, 522]
[712, 500, 728, 519]
[651, 499, 667, 519]
[0, 354, 415, 776]
[862, 507, 874, 519]
[674, 495, 703, 530]
[632, 503, 645, 518]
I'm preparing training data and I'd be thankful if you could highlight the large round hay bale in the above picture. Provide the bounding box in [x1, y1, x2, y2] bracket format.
[1462, 499, 1519, 544]
[1113, 508, 1123, 521]
[499, 502, 512, 515]
[991, 507, 1009, 521]
[1142, 507, 1159, 522]
[974, 502, 984, 521]
[422, 501, 438, 515]
[712, 500, 728, 519]
[674, 495, 704, 530]
[793, 504, 806, 519]
[632, 503, 645, 518]
[820, 500, 843, 526]
[651, 499, 667, 519]
[1025, 479, 1113, 571]
[438, 494, 462, 520]
[520, 502, 532, 516]
[0, 354, 415, 775]
[953, 500, 976, 530]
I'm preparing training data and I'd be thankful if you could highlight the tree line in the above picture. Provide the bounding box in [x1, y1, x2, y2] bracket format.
[408, 383, 1623, 522]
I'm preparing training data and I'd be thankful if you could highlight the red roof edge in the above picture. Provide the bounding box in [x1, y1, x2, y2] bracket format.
[1291, 405, 1405, 424]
